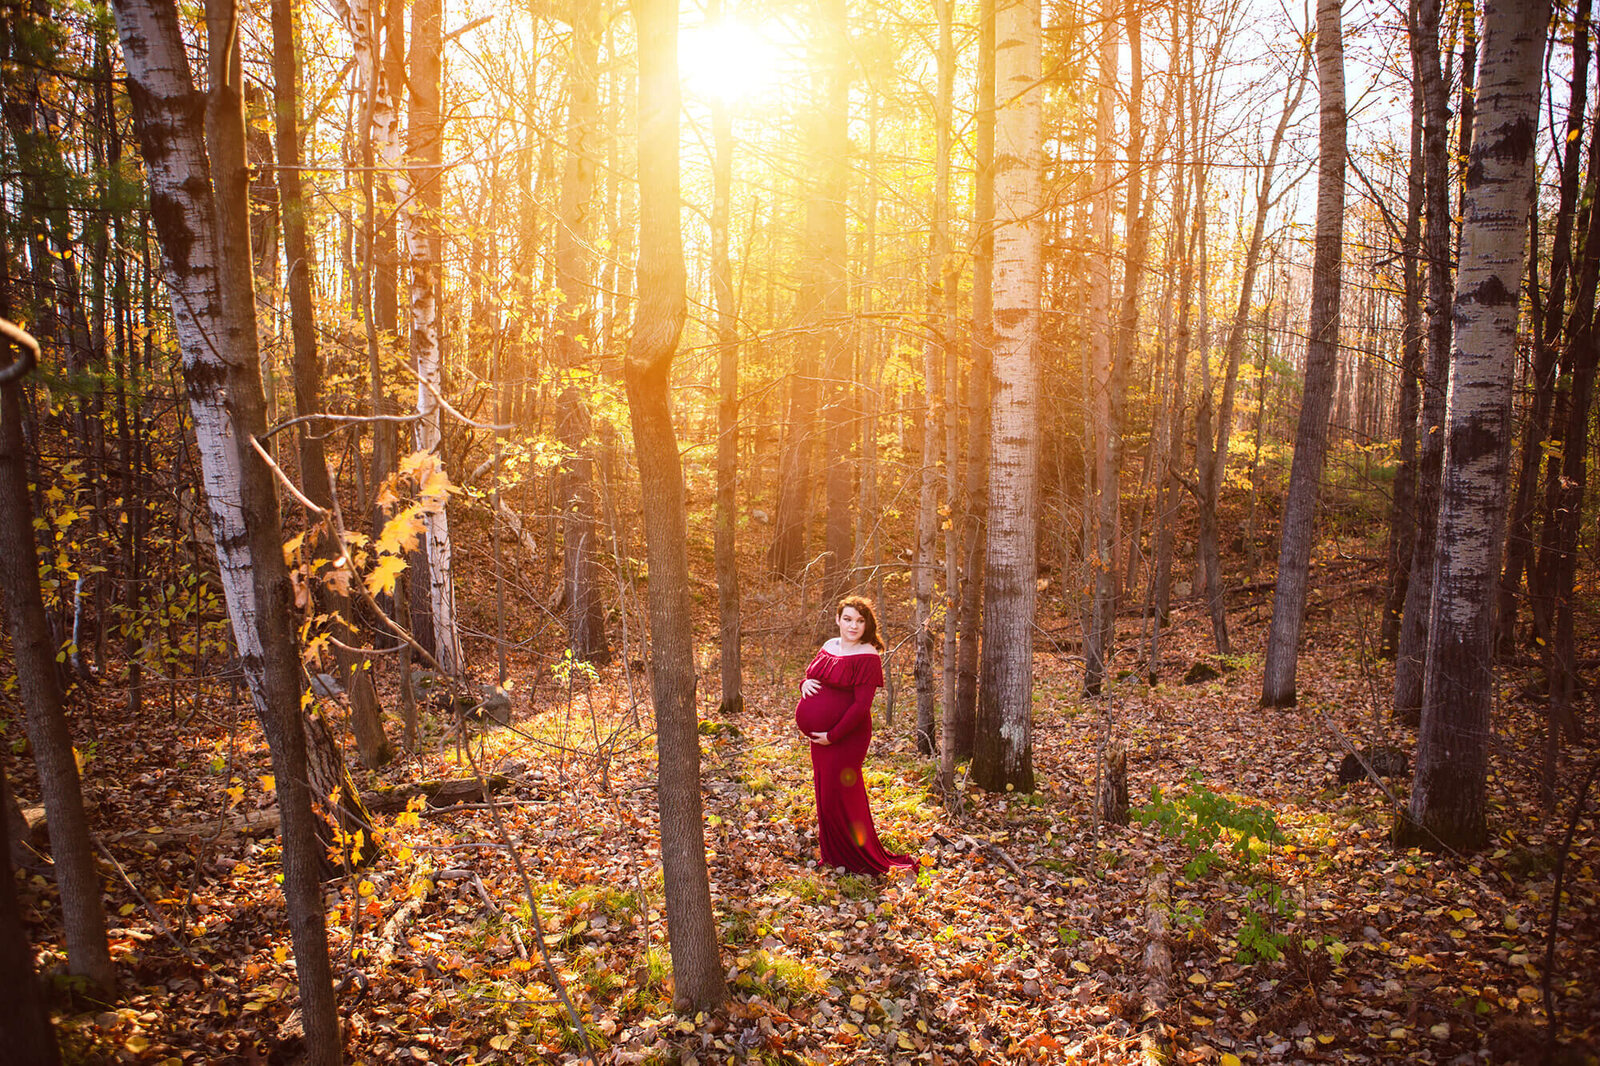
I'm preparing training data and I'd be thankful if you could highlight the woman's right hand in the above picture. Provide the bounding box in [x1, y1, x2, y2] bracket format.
[800, 678, 822, 699]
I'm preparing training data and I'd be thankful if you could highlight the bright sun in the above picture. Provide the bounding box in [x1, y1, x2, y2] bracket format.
[678, 19, 782, 106]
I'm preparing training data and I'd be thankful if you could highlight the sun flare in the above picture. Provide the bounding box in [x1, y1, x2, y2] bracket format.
[679, 19, 783, 105]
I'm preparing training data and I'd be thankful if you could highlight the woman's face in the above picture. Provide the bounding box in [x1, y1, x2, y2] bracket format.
[838, 607, 867, 644]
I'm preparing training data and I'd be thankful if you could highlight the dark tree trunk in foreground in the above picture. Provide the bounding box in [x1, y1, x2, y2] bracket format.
[1260, 0, 1345, 708]
[272, 0, 390, 767]
[972, 0, 1041, 793]
[1394, 0, 1454, 723]
[0, 759, 60, 1065]
[624, 0, 726, 1011]
[0, 322, 114, 997]
[1381, 2, 1427, 659]
[1396, 0, 1548, 852]
[110, 0, 343, 1056]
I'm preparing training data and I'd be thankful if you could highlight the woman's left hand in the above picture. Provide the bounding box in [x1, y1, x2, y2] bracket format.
[808, 731, 831, 746]
[800, 679, 822, 698]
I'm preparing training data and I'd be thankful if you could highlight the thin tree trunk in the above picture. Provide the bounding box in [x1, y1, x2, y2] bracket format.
[624, 0, 726, 1009]
[709, 9, 742, 717]
[553, 0, 608, 663]
[1084, 0, 1123, 696]
[1394, 0, 1454, 724]
[1260, 0, 1345, 708]
[272, 0, 390, 767]
[1381, 5, 1428, 658]
[955, 0, 996, 758]
[1396, 0, 1547, 851]
[0, 322, 114, 997]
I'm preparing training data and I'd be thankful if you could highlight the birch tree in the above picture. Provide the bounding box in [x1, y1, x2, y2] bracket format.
[972, 0, 1042, 793]
[109, 0, 344, 1055]
[1396, 0, 1548, 851]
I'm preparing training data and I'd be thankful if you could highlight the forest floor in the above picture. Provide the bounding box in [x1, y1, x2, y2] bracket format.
[12, 537, 1600, 1066]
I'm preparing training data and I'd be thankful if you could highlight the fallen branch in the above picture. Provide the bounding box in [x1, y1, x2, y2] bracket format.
[1139, 869, 1173, 1064]
[377, 869, 436, 966]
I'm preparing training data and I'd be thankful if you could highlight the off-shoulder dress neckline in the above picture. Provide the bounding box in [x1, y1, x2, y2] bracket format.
[824, 638, 880, 658]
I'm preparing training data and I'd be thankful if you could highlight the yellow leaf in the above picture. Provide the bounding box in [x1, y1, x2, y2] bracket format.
[359, 880, 375, 898]
[376, 505, 425, 555]
[1072, 960, 1090, 973]
[126, 1036, 150, 1054]
[259, 774, 275, 793]
[119, 903, 137, 917]
[365, 554, 408, 597]
[274, 945, 289, 964]
[282, 531, 306, 562]
[490, 1034, 514, 1051]
[850, 994, 868, 1011]
[898, 1033, 915, 1050]
[1222, 1055, 1243, 1066]
[1188, 972, 1208, 985]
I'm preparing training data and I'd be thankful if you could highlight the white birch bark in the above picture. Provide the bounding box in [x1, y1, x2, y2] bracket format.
[972, 0, 1041, 793]
[1400, 0, 1548, 851]
[334, 0, 462, 674]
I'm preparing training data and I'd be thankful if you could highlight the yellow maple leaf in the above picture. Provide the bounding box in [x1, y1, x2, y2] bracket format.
[365, 554, 408, 597]
[376, 505, 425, 556]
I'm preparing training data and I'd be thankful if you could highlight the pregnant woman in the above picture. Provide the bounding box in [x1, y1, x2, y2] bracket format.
[795, 596, 914, 876]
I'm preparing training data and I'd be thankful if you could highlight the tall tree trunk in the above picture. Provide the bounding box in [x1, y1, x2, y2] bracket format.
[554, 0, 608, 663]
[110, 0, 350, 1055]
[271, 0, 390, 767]
[1083, 0, 1123, 696]
[1148, 0, 1196, 674]
[0, 321, 114, 997]
[1260, 0, 1346, 708]
[972, 0, 1041, 794]
[955, 0, 996, 758]
[1395, 0, 1547, 851]
[937, 0, 963, 796]
[624, 0, 726, 1010]
[917, 0, 955, 755]
[1497, 0, 1590, 654]
[1195, 43, 1310, 659]
[1382, 3, 1428, 658]
[709, 4, 742, 717]
[818, 0, 854, 602]
[1394, 0, 1454, 724]
[401, 0, 462, 674]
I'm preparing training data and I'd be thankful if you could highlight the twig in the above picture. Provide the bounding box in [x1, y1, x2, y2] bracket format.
[1543, 758, 1600, 1052]
[92, 837, 196, 960]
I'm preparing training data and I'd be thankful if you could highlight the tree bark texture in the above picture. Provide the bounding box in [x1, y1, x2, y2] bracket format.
[0, 759, 61, 1065]
[110, 0, 343, 1055]
[972, 0, 1041, 794]
[710, 40, 742, 717]
[1260, 0, 1345, 708]
[1394, 0, 1454, 723]
[956, 0, 995, 757]
[1382, 4, 1428, 659]
[1396, 0, 1547, 853]
[271, 0, 390, 768]
[625, 0, 726, 1010]
[0, 327, 114, 996]
[553, 0, 608, 664]
[1083, 0, 1122, 696]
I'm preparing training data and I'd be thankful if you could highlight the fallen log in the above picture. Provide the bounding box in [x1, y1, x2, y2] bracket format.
[117, 775, 514, 848]
[1139, 870, 1173, 1063]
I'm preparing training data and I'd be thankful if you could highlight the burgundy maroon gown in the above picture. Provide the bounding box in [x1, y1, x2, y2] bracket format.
[794, 644, 914, 875]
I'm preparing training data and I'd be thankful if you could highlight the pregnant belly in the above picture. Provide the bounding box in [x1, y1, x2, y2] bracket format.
[795, 688, 846, 734]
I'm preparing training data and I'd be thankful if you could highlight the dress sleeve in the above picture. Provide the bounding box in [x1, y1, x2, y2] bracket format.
[825, 655, 883, 741]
